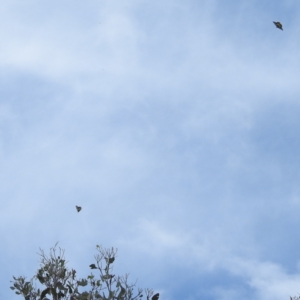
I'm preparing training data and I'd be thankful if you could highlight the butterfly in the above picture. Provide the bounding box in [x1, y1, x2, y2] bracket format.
[76, 206, 82, 212]
[273, 21, 283, 30]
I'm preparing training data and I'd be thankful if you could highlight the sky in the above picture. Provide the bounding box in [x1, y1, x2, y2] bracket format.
[1, 0, 300, 299]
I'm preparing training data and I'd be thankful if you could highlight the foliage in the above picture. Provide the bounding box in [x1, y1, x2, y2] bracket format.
[10, 243, 159, 300]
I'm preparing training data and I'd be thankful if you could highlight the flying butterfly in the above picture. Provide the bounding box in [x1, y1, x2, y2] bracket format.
[76, 206, 82, 212]
[273, 21, 283, 30]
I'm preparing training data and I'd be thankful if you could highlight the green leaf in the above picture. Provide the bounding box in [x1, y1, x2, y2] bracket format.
[89, 264, 97, 269]
[37, 274, 45, 284]
[108, 257, 115, 264]
[77, 279, 88, 286]
[67, 283, 73, 294]
[152, 293, 159, 300]
[56, 281, 65, 290]
[14, 283, 20, 289]
[60, 260, 66, 266]
[101, 274, 114, 280]
[40, 287, 50, 300]
[58, 291, 65, 298]
[108, 290, 115, 299]
[51, 287, 57, 296]
[78, 292, 90, 300]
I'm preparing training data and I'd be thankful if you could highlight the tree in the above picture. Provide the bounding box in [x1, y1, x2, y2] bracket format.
[10, 243, 159, 300]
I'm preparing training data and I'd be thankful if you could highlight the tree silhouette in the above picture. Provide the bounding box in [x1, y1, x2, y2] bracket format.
[10, 243, 159, 300]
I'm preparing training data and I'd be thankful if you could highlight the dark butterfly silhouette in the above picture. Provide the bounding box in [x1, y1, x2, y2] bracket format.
[152, 293, 159, 300]
[76, 206, 82, 212]
[273, 21, 283, 30]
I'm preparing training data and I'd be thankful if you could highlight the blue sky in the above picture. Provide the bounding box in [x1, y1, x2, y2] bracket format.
[1, 0, 300, 299]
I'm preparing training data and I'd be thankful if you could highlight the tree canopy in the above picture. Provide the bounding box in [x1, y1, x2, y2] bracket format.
[10, 243, 159, 300]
